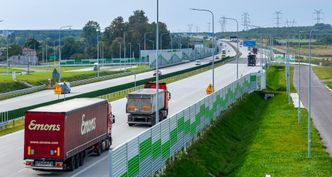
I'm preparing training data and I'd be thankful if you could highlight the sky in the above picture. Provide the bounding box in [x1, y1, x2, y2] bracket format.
[0, 0, 331, 32]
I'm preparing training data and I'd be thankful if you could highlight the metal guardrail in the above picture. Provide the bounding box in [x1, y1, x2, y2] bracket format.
[0, 112, 24, 131]
[99, 59, 229, 102]
[71, 69, 152, 87]
[109, 73, 260, 177]
[0, 85, 46, 100]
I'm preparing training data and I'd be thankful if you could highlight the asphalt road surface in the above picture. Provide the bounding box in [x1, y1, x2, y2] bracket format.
[293, 65, 332, 156]
[0, 43, 260, 177]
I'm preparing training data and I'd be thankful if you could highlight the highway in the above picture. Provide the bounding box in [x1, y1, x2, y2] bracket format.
[293, 65, 332, 156]
[0, 43, 262, 177]
[0, 42, 235, 113]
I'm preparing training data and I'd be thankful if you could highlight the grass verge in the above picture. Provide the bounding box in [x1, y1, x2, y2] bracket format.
[266, 65, 295, 92]
[163, 65, 332, 177]
[313, 66, 332, 80]
[163, 92, 332, 177]
[0, 119, 24, 137]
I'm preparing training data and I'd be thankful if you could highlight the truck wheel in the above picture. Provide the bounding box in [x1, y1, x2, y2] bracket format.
[105, 139, 111, 150]
[151, 114, 156, 127]
[128, 123, 134, 127]
[74, 154, 79, 169]
[67, 157, 75, 171]
[79, 152, 84, 166]
[96, 142, 102, 156]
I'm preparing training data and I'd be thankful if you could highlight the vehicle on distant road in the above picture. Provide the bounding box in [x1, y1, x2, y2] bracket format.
[153, 70, 162, 77]
[24, 98, 115, 171]
[247, 52, 257, 66]
[58, 82, 71, 94]
[126, 82, 171, 126]
[195, 60, 201, 65]
[253, 48, 258, 55]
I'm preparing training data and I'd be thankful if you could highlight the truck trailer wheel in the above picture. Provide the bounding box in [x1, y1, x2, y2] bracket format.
[79, 152, 84, 166]
[74, 154, 80, 169]
[67, 157, 75, 171]
[128, 123, 135, 127]
[96, 142, 102, 156]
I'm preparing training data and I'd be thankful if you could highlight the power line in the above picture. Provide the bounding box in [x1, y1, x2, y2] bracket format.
[242, 12, 250, 31]
[275, 10, 282, 28]
[313, 9, 323, 24]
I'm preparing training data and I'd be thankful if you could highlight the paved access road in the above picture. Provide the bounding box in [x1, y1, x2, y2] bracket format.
[293, 65, 332, 156]
[0, 43, 259, 177]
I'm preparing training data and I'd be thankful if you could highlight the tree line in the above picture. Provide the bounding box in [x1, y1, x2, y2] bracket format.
[0, 10, 191, 62]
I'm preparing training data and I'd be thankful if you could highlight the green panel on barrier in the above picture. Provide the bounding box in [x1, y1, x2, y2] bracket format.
[139, 138, 152, 161]
[250, 75, 257, 82]
[162, 141, 170, 159]
[128, 155, 139, 177]
[152, 139, 161, 160]
[184, 119, 190, 134]
[177, 117, 184, 133]
[170, 129, 177, 146]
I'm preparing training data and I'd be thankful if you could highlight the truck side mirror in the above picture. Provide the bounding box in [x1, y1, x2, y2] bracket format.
[112, 115, 115, 124]
[168, 92, 171, 100]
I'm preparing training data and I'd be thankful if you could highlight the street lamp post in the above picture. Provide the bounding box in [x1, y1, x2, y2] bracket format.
[297, 31, 303, 126]
[97, 29, 100, 77]
[155, 0, 160, 125]
[58, 25, 72, 82]
[144, 32, 152, 50]
[160, 33, 169, 50]
[222, 17, 239, 79]
[191, 8, 215, 92]
[308, 29, 316, 159]
[128, 43, 132, 66]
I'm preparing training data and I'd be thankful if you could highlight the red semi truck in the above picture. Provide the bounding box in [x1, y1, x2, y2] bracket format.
[24, 98, 115, 171]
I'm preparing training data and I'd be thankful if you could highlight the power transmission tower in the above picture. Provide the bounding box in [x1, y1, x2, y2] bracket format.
[196, 26, 200, 33]
[313, 9, 323, 24]
[219, 16, 227, 32]
[188, 24, 193, 33]
[286, 19, 296, 27]
[275, 11, 282, 28]
[242, 12, 250, 31]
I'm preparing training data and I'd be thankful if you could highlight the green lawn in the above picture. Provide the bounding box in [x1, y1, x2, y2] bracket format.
[0, 67, 24, 73]
[164, 92, 332, 177]
[0, 65, 149, 93]
[313, 66, 332, 80]
[266, 65, 295, 92]
[163, 66, 332, 177]
[313, 66, 332, 89]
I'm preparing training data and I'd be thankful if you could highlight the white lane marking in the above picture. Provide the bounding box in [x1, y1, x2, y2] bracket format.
[326, 85, 332, 93]
[70, 154, 108, 177]
[6, 168, 26, 177]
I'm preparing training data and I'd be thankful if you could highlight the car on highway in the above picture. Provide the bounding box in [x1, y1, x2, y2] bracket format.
[215, 55, 220, 59]
[58, 82, 71, 94]
[195, 60, 201, 65]
[153, 70, 162, 77]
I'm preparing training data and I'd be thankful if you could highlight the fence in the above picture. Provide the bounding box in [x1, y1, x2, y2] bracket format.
[0, 112, 24, 130]
[109, 72, 260, 177]
[0, 85, 46, 100]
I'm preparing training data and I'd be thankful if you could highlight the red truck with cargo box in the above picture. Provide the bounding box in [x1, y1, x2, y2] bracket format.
[24, 98, 114, 171]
